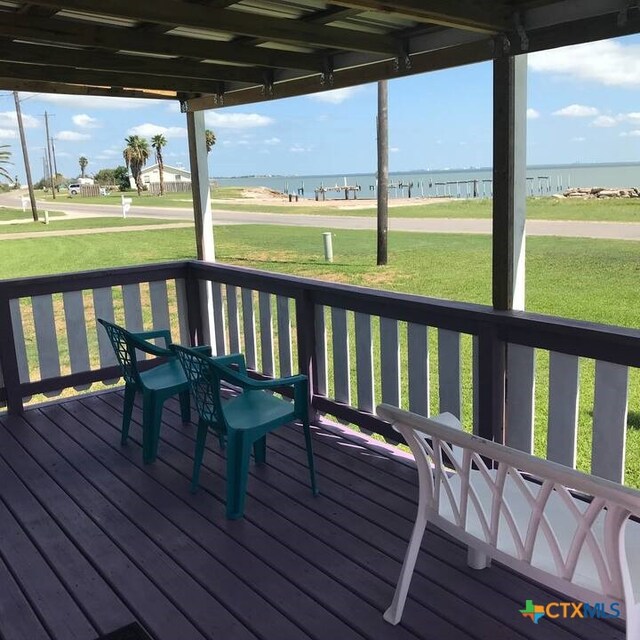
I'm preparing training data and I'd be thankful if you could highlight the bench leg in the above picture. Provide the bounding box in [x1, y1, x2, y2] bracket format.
[384, 510, 428, 625]
[467, 547, 491, 570]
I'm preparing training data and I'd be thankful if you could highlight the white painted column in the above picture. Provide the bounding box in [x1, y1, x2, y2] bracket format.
[186, 109, 215, 348]
[186, 109, 214, 261]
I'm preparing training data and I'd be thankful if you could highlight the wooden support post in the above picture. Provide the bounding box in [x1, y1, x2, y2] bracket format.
[0, 296, 24, 415]
[187, 110, 216, 348]
[377, 80, 389, 266]
[492, 53, 527, 311]
[296, 289, 320, 424]
[187, 110, 214, 262]
[491, 53, 528, 445]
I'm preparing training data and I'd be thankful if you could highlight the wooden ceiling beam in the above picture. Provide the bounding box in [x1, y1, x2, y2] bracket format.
[0, 77, 178, 99]
[0, 12, 326, 71]
[0, 61, 227, 94]
[0, 40, 265, 83]
[22, 0, 400, 54]
[329, 0, 509, 33]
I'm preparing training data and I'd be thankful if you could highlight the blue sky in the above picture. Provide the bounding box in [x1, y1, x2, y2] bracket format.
[2, 34, 640, 180]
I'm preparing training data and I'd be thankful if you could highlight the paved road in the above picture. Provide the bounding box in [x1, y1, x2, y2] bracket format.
[3, 193, 640, 240]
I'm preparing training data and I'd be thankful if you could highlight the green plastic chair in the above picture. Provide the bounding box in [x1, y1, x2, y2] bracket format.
[97, 318, 211, 464]
[171, 344, 319, 519]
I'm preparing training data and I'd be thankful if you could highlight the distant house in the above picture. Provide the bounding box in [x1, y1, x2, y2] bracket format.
[129, 164, 191, 189]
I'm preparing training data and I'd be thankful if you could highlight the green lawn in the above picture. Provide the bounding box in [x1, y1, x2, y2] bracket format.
[216, 196, 640, 221]
[1, 224, 638, 485]
[0, 217, 185, 234]
[0, 207, 65, 222]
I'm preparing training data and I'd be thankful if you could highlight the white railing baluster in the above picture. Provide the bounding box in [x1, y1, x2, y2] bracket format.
[438, 329, 461, 419]
[149, 280, 170, 331]
[380, 317, 400, 407]
[592, 360, 629, 482]
[9, 299, 30, 384]
[212, 282, 227, 355]
[63, 291, 90, 388]
[547, 351, 579, 468]
[226, 285, 241, 354]
[122, 283, 144, 332]
[276, 296, 292, 377]
[241, 288, 257, 370]
[174, 279, 191, 345]
[314, 305, 328, 396]
[506, 344, 536, 454]
[407, 323, 429, 416]
[331, 307, 350, 405]
[32, 294, 60, 395]
[258, 292, 274, 376]
[355, 312, 374, 413]
[93, 287, 116, 369]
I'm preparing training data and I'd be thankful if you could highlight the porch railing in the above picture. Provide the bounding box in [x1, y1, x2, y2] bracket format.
[1, 260, 639, 485]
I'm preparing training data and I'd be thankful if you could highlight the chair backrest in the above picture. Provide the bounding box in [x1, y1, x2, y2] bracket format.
[97, 318, 140, 386]
[377, 403, 640, 606]
[172, 344, 227, 428]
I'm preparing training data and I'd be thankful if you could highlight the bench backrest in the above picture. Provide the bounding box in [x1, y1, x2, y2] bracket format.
[377, 404, 640, 609]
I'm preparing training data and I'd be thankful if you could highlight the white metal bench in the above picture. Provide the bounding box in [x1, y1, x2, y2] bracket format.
[377, 404, 640, 637]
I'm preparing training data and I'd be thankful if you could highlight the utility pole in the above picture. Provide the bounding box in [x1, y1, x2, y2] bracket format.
[13, 91, 38, 221]
[376, 80, 389, 266]
[51, 137, 59, 184]
[43, 110, 56, 199]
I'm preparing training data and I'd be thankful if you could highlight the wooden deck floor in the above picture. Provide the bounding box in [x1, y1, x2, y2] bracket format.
[0, 391, 624, 640]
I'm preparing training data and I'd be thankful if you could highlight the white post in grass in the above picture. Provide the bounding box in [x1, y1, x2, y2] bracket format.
[121, 195, 132, 218]
[323, 232, 333, 262]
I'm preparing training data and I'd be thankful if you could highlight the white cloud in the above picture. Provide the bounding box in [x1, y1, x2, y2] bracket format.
[204, 112, 273, 130]
[553, 104, 599, 117]
[529, 40, 640, 88]
[72, 114, 100, 129]
[390, 147, 400, 153]
[24, 93, 161, 110]
[263, 137, 281, 145]
[0, 111, 38, 129]
[127, 123, 186, 138]
[621, 130, 640, 137]
[591, 115, 618, 128]
[57, 130, 91, 141]
[0, 128, 17, 139]
[526, 108, 540, 120]
[308, 87, 361, 104]
[289, 144, 306, 153]
[572, 136, 586, 142]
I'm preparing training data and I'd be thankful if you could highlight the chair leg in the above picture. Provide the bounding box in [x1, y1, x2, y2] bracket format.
[143, 393, 163, 464]
[191, 418, 209, 494]
[179, 390, 191, 424]
[121, 384, 136, 445]
[383, 509, 428, 625]
[302, 418, 319, 496]
[226, 430, 252, 520]
[253, 436, 266, 465]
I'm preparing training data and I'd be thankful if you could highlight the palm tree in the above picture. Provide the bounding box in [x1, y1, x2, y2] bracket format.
[78, 155, 88, 178]
[122, 135, 149, 196]
[151, 134, 167, 196]
[0, 145, 12, 182]
[205, 129, 216, 154]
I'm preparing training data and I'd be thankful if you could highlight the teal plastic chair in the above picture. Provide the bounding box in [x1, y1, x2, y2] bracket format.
[171, 344, 319, 519]
[97, 318, 211, 463]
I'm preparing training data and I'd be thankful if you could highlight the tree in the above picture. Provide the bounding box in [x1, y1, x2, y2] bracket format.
[151, 133, 167, 196]
[113, 165, 131, 191]
[0, 145, 12, 182]
[205, 129, 216, 154]
[122, 135, 149, 195]
[79, 155, 88, 178]
[93, 168, 116, 185]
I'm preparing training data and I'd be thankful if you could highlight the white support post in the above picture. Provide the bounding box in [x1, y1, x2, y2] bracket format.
[186, 109, 215, 347]
[186, 109, 214, 262]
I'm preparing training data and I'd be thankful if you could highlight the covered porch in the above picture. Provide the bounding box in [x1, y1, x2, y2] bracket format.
[1, 1, 640, 639]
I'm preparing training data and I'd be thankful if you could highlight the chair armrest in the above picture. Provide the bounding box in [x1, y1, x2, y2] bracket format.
[193, 345, 213, 356]
[210, 352, 247, 375]
[129, 330, 173, 357]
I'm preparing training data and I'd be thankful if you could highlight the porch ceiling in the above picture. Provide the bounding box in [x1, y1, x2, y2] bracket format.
[0, 1, 638, 109]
